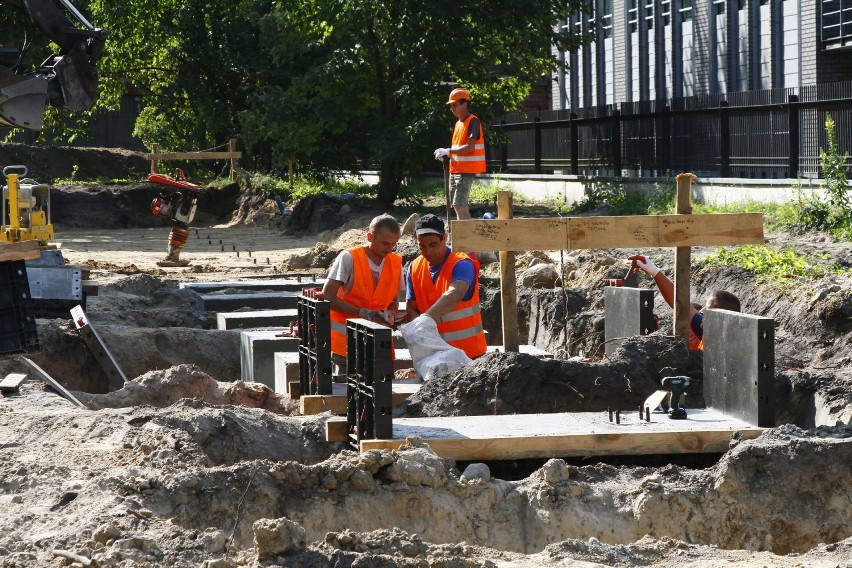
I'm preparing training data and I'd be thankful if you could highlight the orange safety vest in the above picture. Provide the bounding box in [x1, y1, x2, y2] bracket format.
[330, 247, 402, 357]
[410, 251, 487, 359]
[450, 113, 486, 174]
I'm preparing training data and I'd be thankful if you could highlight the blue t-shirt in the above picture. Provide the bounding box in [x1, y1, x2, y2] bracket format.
[405, 248, 476, 302]
[691, 311, 704, 340]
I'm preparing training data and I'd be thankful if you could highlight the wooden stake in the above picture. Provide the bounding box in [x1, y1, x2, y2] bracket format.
[674, 173, 696, 343]
[498, 191, 519, 352]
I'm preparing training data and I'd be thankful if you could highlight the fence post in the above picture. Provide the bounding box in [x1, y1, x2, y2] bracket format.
[229, 138, 237, 181]
[570, 112, 579, 175]
[150, 143, 159, 174]
[613, 108, 622, 176]
[719, 101, 730, 177]
[787, 95, 799, 178]
[534, 114, 542, 174]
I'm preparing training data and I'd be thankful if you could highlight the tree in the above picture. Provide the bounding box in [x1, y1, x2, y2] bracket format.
[242, 0, 589, 204]
[89, 0, 589, 202]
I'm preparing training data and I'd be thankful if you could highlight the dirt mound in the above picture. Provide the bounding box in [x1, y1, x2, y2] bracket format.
[0, 143, 149, 182]
[404, 336, 700, 417]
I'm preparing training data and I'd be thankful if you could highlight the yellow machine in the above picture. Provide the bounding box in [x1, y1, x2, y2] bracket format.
[2, 165, 54, 245]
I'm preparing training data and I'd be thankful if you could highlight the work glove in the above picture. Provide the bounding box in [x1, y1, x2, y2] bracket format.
[627, 254, 660, 277]
[358, 308, 381, 322]
[433, 148, 450, 161]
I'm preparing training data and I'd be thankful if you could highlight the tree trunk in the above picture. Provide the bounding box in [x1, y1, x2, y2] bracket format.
[377, 156, 403, 206]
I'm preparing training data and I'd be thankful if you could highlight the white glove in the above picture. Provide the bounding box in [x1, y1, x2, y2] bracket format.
[433, 148, 450, 161]
[628, 254, 660, 277]
[358, 308, 381, 322]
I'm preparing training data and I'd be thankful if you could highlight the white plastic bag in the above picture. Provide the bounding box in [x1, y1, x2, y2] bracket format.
[399, 315, 471, 381]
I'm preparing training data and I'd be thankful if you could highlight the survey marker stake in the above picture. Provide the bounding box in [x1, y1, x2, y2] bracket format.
[19, 357, 87, 408]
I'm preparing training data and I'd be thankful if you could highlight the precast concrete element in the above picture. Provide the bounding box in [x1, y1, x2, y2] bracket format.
[703, 309, 775, 428]
[179, 278, 325, 293]
[604, 287, 656, 356]
[217, 309, 298, 330]
[274, 351, 300, 396]
[196, 291, 301, 312]
[239, 329, 298, 388]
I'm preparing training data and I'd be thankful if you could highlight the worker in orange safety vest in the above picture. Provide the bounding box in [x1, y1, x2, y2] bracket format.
[628, 254, 741, 350]
[405, 214, 487, 359]
[323, 214, 404, 367]
[433, 88, 486, 222]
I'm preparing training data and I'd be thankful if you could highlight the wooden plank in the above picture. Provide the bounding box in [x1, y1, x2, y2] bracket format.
[498, 191, 519, 352]
[356, 409, 765, 460]
[450, 213, 764, 252]
[326, 417, 349, 442]
[301, 388, 415, 415]
[0, 372, 27, 392]
[361, 428, 764, 461]
[0, 240, 42, 262]
[19, 357, 87, 408]
[674, 173, 695, 342]
[144, 151, 241, 160]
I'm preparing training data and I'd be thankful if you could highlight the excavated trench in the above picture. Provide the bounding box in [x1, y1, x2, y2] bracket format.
[0, 163, 849, 565]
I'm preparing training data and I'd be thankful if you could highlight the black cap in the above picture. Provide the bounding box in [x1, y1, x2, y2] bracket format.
[415, 214, 445, 237]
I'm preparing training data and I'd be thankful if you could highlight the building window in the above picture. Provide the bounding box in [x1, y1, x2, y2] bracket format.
[822, 0, 852, 46]
[680, 0, 693, 22]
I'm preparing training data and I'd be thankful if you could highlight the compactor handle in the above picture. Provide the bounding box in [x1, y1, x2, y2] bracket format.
[3, 165, 28, 178]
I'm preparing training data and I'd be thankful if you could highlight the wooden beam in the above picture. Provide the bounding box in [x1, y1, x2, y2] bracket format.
[300, 388, 417, 415]
[498, 191, 519, 352]
[144, 151, 241, 161]
[361, 427, 764, 461]
[326, 417, 349, 442]
[450, 212, 764, 252]
[0, 240, 42, 262]
[674, 173, 696, 342]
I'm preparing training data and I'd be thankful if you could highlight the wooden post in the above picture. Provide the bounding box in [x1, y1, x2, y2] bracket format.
[288, 160, 295, 187]
[150, 143, 159, 174]
[498, 191, 519, 352]
[229, 138, 237, 181]
[443, 157, 451, 240]
[674, 173, 696, 343]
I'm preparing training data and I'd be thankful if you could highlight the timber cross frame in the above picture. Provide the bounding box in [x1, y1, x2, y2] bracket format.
[450, 174, 766, 349]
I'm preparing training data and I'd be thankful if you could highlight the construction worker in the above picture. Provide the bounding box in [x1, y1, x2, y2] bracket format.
[405, 214, 487, 359]
[433, 88, 486, 222]
[628, 254, 741, 350]
[323, 214, 404, 368]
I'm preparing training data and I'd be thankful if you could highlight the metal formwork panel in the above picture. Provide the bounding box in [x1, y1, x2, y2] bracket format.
[604, 287, 655, 356]
[703, 309, 775, 428]
[346, 319, 393, 448]
[297, 295, 332, 396]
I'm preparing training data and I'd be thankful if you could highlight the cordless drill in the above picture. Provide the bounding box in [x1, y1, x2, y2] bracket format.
[661, 376, 690, 420]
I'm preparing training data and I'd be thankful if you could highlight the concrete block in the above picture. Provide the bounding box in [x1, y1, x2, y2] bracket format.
[703, 309, 775, 428]
[274, 351, 300, 395]
[604, 287, 655, 356]
[486, 344, 554, 358]
[217, 309, 298, 330]
[180, 278, 325, 293]
[240, 330, 299, 388]
[196, 291, 301, 312]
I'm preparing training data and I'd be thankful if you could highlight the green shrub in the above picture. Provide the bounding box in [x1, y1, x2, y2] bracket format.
[697, 245, 847, 286]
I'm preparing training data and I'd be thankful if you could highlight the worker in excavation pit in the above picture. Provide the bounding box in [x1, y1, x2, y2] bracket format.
[628, 254, 741, 350]
[322, 214, 404, 371]
[405, 213, 487, 359]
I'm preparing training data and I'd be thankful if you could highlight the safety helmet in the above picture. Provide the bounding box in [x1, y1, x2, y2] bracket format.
[446, 88, 471, 105]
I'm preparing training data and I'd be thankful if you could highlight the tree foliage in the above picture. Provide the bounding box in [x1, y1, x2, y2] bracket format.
[88, 0, 588, 203]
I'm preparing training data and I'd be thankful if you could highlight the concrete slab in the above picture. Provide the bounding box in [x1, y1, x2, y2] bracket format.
[217, 309, 298, 330]
[197, 291, 301, 312]
[180, 279, 325, 293]
[604, 286, 655, 356]
[351, 408, 765, 460]
[485, 344, 554, 358]
[239, 330, 299, 388]
[703, 309, 775, 428]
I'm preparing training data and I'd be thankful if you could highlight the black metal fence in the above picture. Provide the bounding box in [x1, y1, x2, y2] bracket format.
[487, 81, 852, 179]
